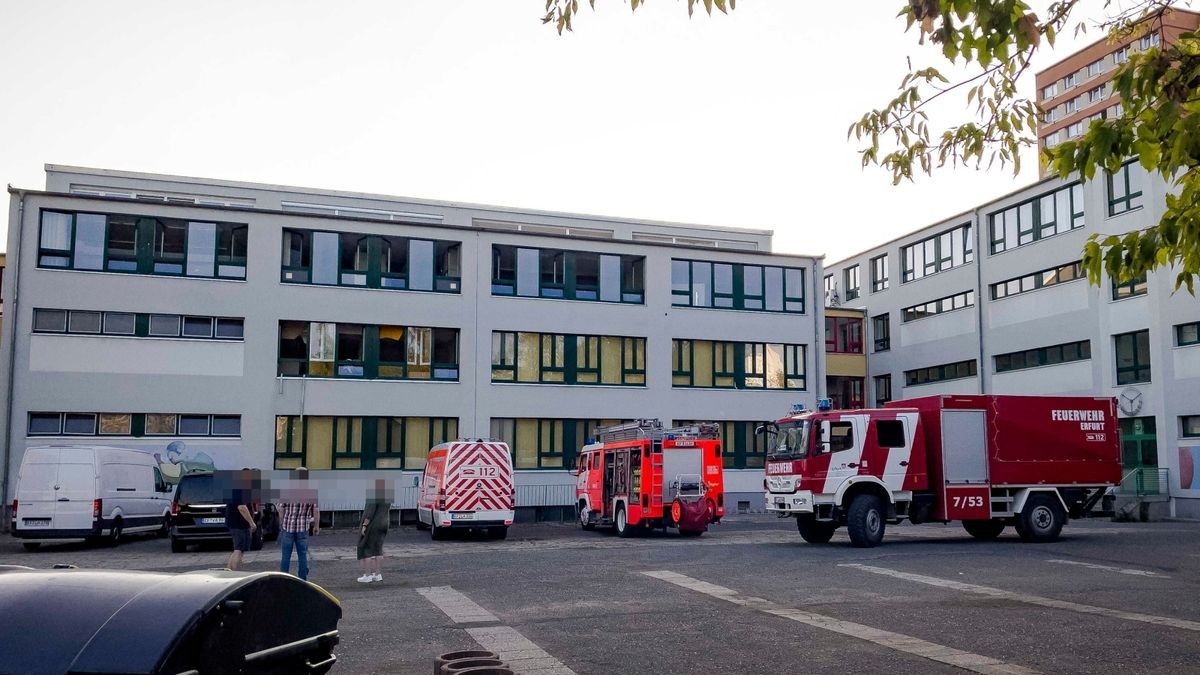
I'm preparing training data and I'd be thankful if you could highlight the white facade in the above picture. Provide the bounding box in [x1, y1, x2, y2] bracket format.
[1, 166, 824, 518]
[825, 166, 1200, 518]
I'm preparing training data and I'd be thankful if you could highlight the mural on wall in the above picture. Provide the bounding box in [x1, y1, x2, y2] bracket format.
[1180, 446, 1200, 491]
[154, 441, 217, 484]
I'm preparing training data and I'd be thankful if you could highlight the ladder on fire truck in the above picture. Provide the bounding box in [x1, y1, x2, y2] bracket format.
[595, 420, 720, 510]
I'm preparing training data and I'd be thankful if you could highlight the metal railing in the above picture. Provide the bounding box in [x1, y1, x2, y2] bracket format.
[1116, 467, 1170, 497]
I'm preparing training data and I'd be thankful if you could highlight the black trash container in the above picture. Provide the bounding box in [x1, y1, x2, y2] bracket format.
[0, 568, 341, 675]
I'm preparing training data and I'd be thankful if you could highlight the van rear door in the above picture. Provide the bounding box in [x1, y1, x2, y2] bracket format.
[445, 442, 513, 515]
[54, 448, 98, 531]
[16, 449, 60, 530]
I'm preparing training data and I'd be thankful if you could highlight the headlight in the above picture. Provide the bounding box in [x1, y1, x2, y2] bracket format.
[767, 477, 796, 492]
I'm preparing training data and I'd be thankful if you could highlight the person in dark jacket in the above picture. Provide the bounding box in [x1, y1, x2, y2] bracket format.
[357, 479, 392, 583]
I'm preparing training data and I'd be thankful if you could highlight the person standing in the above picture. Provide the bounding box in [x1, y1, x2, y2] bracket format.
[224, 469, 256, 571]
[278, 467, 320, 581]
[357, 479, 391, 583]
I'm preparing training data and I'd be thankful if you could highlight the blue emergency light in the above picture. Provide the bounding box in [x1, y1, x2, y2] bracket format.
[791, 402, 806, 414]
[817, 398, 834, 411]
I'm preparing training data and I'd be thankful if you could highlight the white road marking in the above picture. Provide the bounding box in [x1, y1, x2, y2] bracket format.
[842, 564, 1200, 633]
[416, 586, 499, 624]
[643, 570, 1039, 675]
[416, 586, 576, 674]
[1046, 559, 1168, 578]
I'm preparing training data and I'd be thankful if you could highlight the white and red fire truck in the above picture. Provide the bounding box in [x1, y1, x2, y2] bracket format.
[764, 395, 1121, 547]
[575, 420, 725, 537]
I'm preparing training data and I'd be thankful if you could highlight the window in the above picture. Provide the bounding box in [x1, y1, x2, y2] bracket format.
[274, 415, 457, 470]
[278, 321, 459, 381]
[994, 340, 1091, 373]
[1114, 330, 1151, 384]
[1064, 97, 1079, 114]
[988, 182, 1084, 254]
[874, 374, 892, 406]
[825, 317, 863, 354]
[28, 413, 240, 437]
[104, 313, 137, 335]
[990, 261, 1084, 300]
[1183, 415, 1200, 438]
[1114, 46, 1130, 64]
[1045, 131, 1062, 148]
[876, 419, 904, 447]
[1110, 102, 1125, 119]
[32, 309, 242, 340]
[493, 244, 644, 303]
[1177, 322, 1200, 346]
[1108, 161, 1144, 215]
[281, 228, 461, 293]
[827, 376, 865, 409]
[33, 309, 68, 333]
[900, 224, 972, 282]
[1042, 83, 1058, 99]
[843, 265, 860, 301]
[901, 290, 975, 322]
[1043, 108, 1058, 124]
[672, 339, 805, 390]
[869, 255, 888, 292]
[905, 360, 977, 386]
[826, 421, 855, 453]
[1067, 121, 1084, 138]
[491, 331, 646, 386]
[823, 274, 834, 303]
[1088, 84, 1108, 103]
[1112, 273, 1148, 300]
[872, 314, 890, 352]
[491, 418, 624, 470]
[1064, 72, 1079, 89]
[672, 259, 804, 313]
[1087, 59, 1104, 77]
[1140, 33, 1161, 50]
[182, 317, 214, 338]
[674, 419, 768, 470]
[37, 210, 246, 279]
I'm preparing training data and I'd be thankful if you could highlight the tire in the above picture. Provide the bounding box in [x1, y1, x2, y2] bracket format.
[615, 505, 634, 538]
[431, 524, 446, 541]
[108, 518, 123, 547]
[488, 526, 508, 540]
[157, 517, 170, 538]
[414, 519, 430, 531]
[796, 516, 837, 544]
[578, 502, 595, 531]
[170, 536, 186, 553]
[22, 542, 41, 552]
[1017, 493, 1066, 543]
[962, 519, 1005, 540]
[846, 494, 886, 548]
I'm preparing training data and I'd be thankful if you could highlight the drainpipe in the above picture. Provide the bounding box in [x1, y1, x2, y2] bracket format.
[972, 208, 987, 395]
[814, 263, 825, 403]
[2, 190, 25, 530]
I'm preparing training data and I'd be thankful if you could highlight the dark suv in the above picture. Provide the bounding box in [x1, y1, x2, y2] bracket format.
[168, 472, 279, 553]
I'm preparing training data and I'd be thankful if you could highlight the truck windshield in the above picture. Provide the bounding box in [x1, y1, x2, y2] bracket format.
[768, 421, 810, 460]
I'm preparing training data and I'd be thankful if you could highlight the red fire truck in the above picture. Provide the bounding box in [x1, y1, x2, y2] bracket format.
[764, 395, 1121, 547]
[575, 420, 725, 537]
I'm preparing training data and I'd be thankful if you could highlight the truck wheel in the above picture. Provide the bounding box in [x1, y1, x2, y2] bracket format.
[962, 519, 1005, 540]
[796, 516, 836, 544]
[578, 502, 595, 531]
[615, 505, 634, 538]
[22, 542, 41, 552]
[1017, 493, 1066, 543]
[170, 536, 186, 553]
[108, 519, 123, 547]
[431, 524, 446, 541]
[846, 494, 886, 548]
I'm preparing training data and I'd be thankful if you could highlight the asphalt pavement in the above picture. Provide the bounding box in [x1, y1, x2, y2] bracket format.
[3, 516, 1199, 674]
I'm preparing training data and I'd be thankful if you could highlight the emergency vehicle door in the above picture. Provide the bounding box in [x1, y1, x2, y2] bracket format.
[941, 410, 988, 484]
[817, 416, 865, 492]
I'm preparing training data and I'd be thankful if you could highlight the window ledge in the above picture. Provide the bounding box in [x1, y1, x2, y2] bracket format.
[669, 304, 807, 317]
[901, 304, 975, 324]
[278, 281, 462, 297]
[490, 381, 647, 389]
[1108, 294, 1148, 304]
[491, 293, 645, 307]
[994, 358, 1091, 376]
[671, 386, 809, 393]
[988, 276, 1086, 302]
[1112, 380, 1151, 388]
[275, 376, 460, 384]
[1105, 205, 1144, 221]
[33, 333, 244, 344]
[36, 268, 247, 283]
[904, 375, 977, 388]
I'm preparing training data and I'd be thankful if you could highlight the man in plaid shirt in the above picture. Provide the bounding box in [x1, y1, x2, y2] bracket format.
[278, 467, 320, 580]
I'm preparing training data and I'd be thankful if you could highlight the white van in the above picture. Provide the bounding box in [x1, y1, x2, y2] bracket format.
[416, 440, 515, 540]
[12, 445, 173, 550]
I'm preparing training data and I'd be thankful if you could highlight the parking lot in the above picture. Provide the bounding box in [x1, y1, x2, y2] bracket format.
[4, 516, 1200, 674]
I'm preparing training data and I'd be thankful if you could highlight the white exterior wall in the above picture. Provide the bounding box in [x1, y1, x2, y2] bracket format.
[826, 167, 1200, 518]
[0, 167, 822, 514]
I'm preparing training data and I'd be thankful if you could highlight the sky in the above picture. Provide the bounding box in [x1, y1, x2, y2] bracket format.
[0, 0, 1128, 262]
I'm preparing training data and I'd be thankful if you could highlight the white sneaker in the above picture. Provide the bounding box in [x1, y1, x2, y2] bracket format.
[371, 573, 382, 582]
[357, 574, 373, 583]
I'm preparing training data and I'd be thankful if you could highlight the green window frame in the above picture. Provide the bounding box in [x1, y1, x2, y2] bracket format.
[32, 308, 244, 340]
[988, 183, 1085, 254]
[874, 374, 892, 406]
[489, 331, 646, 386]
[900, 223, 973, 282]
[1112, 273, 1149, 300]
[1177, 321, 1200, 347]
[37, 209, 247, 279]
[277, 321, 459, 381]
[491, 244, 645, 304]
[1108, 161, 1144, 216]
[990, 261, 1084, 300]
[904, 360, 977, 387]
[901, 290, 975, 322]
[843, 265, 861, 300]
[1114, 330, 1151, 385]
[671, 259, 805, 313]
[671, 339, 806, 390]
[994, 340, 1091, 373]
[489, 417, 626, 470]
[273, 415, 458, 470]
[869, 254, 889, 293]
[281, 227, 462, 293]
[872, 314, 890, 352]
[28, 412, 240, 437]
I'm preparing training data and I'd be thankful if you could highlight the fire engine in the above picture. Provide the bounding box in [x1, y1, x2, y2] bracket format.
[764, 395, 1121, 547]
[575, 419, 725, 537]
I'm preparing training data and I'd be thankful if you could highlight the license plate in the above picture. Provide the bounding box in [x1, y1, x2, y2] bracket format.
[22, 518, 50, 527]
[200, 517, 224, 525]
[450, 512, 474, 520]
